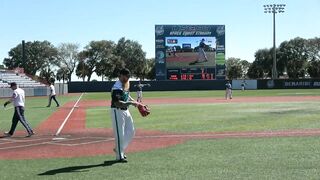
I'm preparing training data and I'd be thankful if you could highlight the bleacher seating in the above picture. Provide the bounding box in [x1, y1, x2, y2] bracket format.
[0, 70, 45, 88]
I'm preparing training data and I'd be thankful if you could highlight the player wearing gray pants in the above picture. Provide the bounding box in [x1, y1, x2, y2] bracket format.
[3, 82, 34, 137]
[225, 81, 233, 100]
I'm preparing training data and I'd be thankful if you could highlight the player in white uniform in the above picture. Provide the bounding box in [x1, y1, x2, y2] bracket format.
[3, 82, 34, 137]
[225, 81, 233, 100]
[110, 69, 140, 163]
[47, 82, 60, 107]
[134, 81, 150, 103]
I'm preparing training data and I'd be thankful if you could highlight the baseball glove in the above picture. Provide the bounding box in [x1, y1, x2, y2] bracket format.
[137, 104, 150, 117]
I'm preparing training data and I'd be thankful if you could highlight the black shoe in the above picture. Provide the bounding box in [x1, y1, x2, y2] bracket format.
[56, 105, 60, 107]
[3, 132, 12, 137]
[118, 158, 128, 163]
[26, 132, 35, 138]
[46, 106, 50, 107]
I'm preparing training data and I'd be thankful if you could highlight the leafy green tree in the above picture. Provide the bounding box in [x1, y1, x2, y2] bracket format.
[307, 60, 320, 78]
[278, 37, 308, 78]
[114, 37, 147, 78]
[226, 58, 251, 79]
[97, 55, 125, 81]
[254, 48, 273, 77]
[240, 60, 251, 78]
[247, 61, 264, 79]
[78, 40, 115, 81]
[145, 58, 156, 80]
[3, 41, 57, 75]
[306, 37, 320, 78]
[94, 41, 125, 80]
[226, 58, 242, 79]
[55, 43, 79, 82]
[75, 60, 90, 82]
[56, 67, 71, 82]
[39, 67, 55, 83]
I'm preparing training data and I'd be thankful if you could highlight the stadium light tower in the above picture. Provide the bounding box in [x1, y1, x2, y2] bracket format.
[263, 4, 286, 79]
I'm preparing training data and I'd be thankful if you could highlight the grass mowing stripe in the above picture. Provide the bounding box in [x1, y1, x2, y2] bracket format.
[86, 101, 320, 133]
[82, 89, 320, 100]
[1, 137, 320, 179]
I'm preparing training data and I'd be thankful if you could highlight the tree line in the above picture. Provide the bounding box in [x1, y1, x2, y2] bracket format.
[3, 36, 319, 82]
[226, 37, 320, 79]
[3, 37, 155, 82]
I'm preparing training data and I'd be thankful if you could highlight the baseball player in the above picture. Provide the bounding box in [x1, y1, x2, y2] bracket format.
[241, 80, 247, 91]
[134, 81, 150, 103]
[110, 68, 140, 163]
[172, 46, 177, 57]
[189, 38, 208, 65]
[47, 82, 60, 107]
[225, 81, 233, 100]
[3, 82, 34, 137]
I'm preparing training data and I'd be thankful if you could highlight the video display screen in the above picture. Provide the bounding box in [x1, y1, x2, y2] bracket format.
[155, 25, 226, 80]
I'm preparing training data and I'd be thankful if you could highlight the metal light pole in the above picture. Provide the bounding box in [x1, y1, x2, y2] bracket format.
[22, 40, 26, 68]
[263, 4, 285, 79]
[62, 71, 65, 95]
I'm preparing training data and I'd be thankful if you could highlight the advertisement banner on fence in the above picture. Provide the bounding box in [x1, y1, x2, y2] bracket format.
[258, 79, 320, 89]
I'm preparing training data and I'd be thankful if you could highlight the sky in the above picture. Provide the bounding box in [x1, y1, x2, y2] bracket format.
[0, 0, 319, 80]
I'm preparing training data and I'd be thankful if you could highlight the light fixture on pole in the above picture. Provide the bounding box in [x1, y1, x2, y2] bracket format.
[263, 4, 285, 79]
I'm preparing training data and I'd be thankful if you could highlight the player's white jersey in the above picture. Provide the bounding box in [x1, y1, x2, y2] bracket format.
[50, 85, 56, 95]
[12, 88, 25, 107]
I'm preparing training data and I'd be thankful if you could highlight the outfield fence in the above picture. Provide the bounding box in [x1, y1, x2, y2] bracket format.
[68, 79, 320, 93]
[0, 83, 68, 98]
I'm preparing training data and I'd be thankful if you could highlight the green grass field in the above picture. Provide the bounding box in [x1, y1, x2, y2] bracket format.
[1, 89, 320, 179]
[2, 137, 320, 180]
[0, 95, 79, 131]
[86, 101, 320, 133]
[82, 89, 320, 100]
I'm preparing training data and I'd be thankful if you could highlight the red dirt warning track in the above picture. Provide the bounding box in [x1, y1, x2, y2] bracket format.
[1, 95, 320, 160]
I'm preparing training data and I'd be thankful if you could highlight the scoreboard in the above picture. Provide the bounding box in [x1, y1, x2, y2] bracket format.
[155, 25, 226, 81]
[167, 68, 215, 80]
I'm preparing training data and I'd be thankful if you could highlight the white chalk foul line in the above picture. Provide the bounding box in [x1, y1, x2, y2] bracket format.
[0, 137, 112, 150]
[0, 142, 50, 150]
[55, 93, 84, 136]
[49, 138, 114, 147]
[0, 141, 15, 145]
[0, 137, 52, 144]
[3, 130, 320, 150]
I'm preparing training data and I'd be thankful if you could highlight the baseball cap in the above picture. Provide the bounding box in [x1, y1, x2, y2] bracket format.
[10, 82, 17, 87]
[119, 68, 131, 78]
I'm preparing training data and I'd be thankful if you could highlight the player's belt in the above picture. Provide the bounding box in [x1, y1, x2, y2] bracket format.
[111, 107, 127, 110]
[118, 108, 127, 110]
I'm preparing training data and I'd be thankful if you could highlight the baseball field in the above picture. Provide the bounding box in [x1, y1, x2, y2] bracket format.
[1, 89, 320, 179]
[166, 52, 216, 68]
